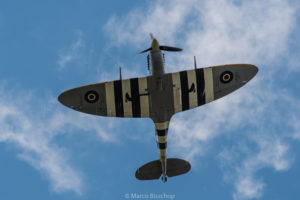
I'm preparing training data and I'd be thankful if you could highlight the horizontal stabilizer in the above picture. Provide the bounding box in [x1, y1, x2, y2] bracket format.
[135, 160, 161, 180]
[135, 158, 191, 180]
[166, 158, 191, 177]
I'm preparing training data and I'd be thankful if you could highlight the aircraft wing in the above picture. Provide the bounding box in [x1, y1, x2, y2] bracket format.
[58, 76, 150, 118]
[58, 64, 257, 119]
[170, 64, 258, 114]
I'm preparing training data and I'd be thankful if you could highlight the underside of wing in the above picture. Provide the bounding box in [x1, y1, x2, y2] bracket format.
[171, 64, 258, 113]
[58, 77, 151, 118]
[59, 64, 257, 119]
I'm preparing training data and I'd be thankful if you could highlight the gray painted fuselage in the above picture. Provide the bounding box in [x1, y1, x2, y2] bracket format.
[148, 46, 170, 182]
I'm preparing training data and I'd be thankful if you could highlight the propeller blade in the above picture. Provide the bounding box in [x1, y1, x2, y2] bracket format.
[159, 46, 183, 52]
[137, 47, 152, 54]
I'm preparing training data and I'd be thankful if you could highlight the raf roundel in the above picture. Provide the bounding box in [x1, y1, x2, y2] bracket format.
[85, 90, 99, 103]
[220, 71, 234, 84]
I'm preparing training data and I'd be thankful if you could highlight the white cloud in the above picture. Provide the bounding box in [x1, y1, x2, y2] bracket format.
[104, 0, 299, 199]
[0, 101, 84, 194]
[290, 111, 300, 140]
[255, 137, 292, 171]
[219, 137, 292, 200]
[169, 77, 298, 199]
[292, 121, 300, 140]
[105, 0, 296, 69]
[105, 0, 193, 46]
[234, 176, 265, 200]
[57, 31, 85, 69]
[0, 87, 117, 195]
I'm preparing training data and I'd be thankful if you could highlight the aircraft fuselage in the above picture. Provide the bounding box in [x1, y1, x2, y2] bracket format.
[150, 51, 165, 77]
[148, 42, 169, 182]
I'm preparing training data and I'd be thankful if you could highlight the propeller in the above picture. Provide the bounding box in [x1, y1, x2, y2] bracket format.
[138, 33, 183, 54]
[138, 47, 152, 54]
[159, 46, 183, 52]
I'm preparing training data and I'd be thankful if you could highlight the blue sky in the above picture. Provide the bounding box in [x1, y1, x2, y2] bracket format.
[0, 0, 300, 199]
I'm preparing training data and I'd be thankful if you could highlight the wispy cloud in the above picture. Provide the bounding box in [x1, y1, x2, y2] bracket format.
[292, 121, 300, 140]
[104, 0, 299, 199]
[0, 86, 117, 195]
[169, 76, 299, 200]
[105, 0, 296, 68]
[105, 0, 192, 46]
[219, 136, 292, 200]
[57, 31, 85, 69]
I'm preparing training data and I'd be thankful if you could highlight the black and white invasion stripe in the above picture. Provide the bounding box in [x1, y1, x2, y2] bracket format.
[104, 77, 150, 118]
[155, 121, 169, 162]
[172, 67, 214, 113]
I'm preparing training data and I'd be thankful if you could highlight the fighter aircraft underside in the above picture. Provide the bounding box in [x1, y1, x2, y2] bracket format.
[58, 34, 258, 183]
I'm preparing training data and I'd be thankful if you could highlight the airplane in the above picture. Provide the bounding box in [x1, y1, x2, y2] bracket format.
[58, 34, 258, 183]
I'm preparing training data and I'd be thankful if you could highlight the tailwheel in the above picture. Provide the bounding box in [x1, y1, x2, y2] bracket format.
[161, 176, 167, 183]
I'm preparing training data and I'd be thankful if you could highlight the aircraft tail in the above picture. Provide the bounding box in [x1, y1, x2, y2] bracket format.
[135, 158, 191, 180]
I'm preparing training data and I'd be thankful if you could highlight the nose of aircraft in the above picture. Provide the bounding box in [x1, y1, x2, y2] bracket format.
[151, 38, 160, 52]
